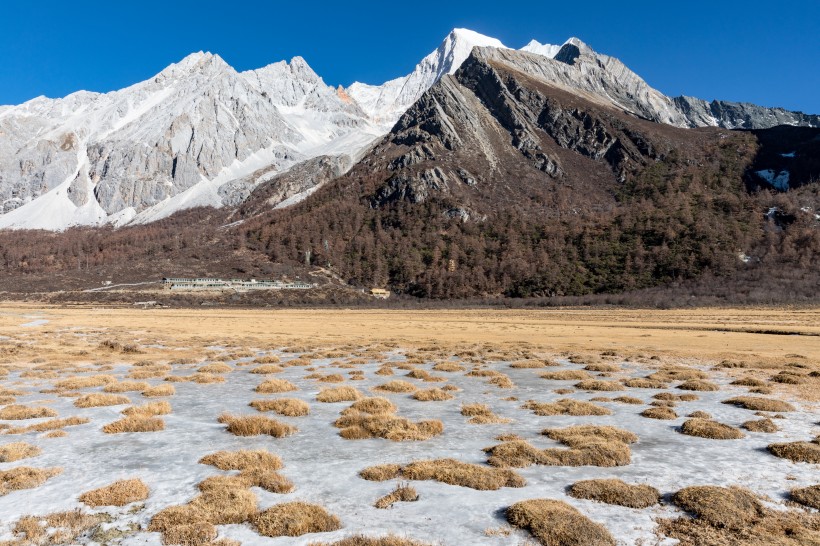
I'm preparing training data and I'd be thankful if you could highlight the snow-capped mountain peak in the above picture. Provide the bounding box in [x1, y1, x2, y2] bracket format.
[520, 39, 562, 59]
[346, 28, 507, 126]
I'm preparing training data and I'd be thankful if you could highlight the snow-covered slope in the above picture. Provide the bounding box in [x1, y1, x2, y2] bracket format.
[347, 29, 507, 128]
[0, 53, 382, 230]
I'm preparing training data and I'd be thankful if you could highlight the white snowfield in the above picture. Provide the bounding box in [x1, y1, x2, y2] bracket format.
[0, 350, 815, 545]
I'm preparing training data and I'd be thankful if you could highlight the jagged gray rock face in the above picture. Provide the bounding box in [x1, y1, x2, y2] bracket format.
[673, 96, 820, 129]
[0, 52, 381, 229]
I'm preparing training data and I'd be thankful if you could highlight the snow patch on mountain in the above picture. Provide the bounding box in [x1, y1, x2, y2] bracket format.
[520, 39, 562, 59]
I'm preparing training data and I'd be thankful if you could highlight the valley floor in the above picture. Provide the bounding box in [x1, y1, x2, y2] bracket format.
[0, 306, 817, 545]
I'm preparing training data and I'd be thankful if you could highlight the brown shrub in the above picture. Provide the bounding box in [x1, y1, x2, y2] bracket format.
[142, 384, 176, 397]
[0, 466, 62, 495]
[316, 386, 362, 402]
[252, 502, 341, 537]
[12, 510, 105, 546]
[5, 416, 89, 435]
[791, 485, 820, 509]
[255, 379, 298, 394]
[677, 380, 719, 392]
[522, 398, 611, 416]
[770, 371, 805, 385]
[574, 380, 624, 391]
[654, 392, 699, 402]
[54, 375, 116, 389]
[722, 396, 795, 412]
[102, 415, 164, 434]
[460, 403, 509, 424]
[768, 439, 820, 463]
[250, 364, 284, 374]
[742, 418, 778, 433]
[488, 374, 515, 388]
[218, 413, 297, 438]
[510, 360, 551, 369]
[540, 370, 592, 381]
[672, 486, 764, 530]
[506, 499, 615, 546]
[372, 380, 416, 393]
[641, 406, 678, 420]
[250, 398, 310, 416]
[679, 418, 744, 440]
[74, 393, 131, 408]
[374, 484, 419, 509]
[484, 440, 555, 468]
[374, 366, 394, 376]
[0, 442, 41, 462]
[0, 405, 57, 420]
[432, 362, 465, 372]
[122, 401, 172, 416]
[648, 368, 707, 382]
[568, 479, 660, 508]
[189, 484, 257, 525]
[584, 363, 620, 372]
[688, 410, 712, 419]
[731, 377, 766, 387]
[412, 388, 453, 401]
[79, 478, 150, 507]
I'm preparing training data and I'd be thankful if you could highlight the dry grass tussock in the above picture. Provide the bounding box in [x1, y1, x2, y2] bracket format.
[218, 413, 297, 438]
[316, 386, 362, 402]
[250, 364, 284, 374]
[742, 418, 778, 433]
[641, 406, 678, 420]
[568, 478, 660, 508]
[522, 398, 611, 416]
[252, 502, 341, 537]
[622, 377, 668, 389]
[658, 485, 820, 544]
[677, 380, 720, 391]
[432, 362, 465, 372]
[79, 478, 149, 507]
[372, 380, 417, 393]
[9, 509, 106, 546]
[654, 392, 699, 402]
[540, 370, 592, 381]
[768, 437, 820, 463]
[122, 401, 172, 416]
[791, 485, 820, 510]
[585, 363, 620, 372]
[648, 367, 707, 382]
[199, 449, 293, 493]
[334, 403, 443, 441]
[360, 459, 525, 490]
[255, 378, 298, 393]
[374, 483, 419, 509]
[4, 416, 89, 435]
[142, 384, 175, 397]
[53, 375, 116, 390]
[198, 362, 232, 374]
[103, 381, 150, 393]
[412, 388, 454, 401]
[0, 405, 57, 420]
[250, 398, 310, 416]
[575, 380, 624, 391]
[307, 535, 433, 546]
[0, 442, 41, 462]
[485, 425, 637, 468]
[102, 415, 164, 434]
[613, 395, 643, 404]
[506, 499, 615, 546]
[74, 393, 131, 408]
[460, 403, 510, 424]
[723, 396, 795, 412]
[0, 466, 62, 495]
[189, 373, 225, 384]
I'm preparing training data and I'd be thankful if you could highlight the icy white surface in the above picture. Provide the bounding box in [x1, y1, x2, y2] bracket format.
[756, 169, 791, 190]
[0, 351, 816, 545]
[520, 39, 562, 59]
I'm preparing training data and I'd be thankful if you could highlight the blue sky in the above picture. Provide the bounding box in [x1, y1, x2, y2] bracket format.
[1, 0, 818, 113]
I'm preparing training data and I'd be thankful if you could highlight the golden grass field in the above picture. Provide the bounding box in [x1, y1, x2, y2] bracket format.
[0, 303, 817, 545]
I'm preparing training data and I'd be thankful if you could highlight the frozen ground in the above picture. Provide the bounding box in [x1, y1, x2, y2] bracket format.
[0, 349, 817, 545]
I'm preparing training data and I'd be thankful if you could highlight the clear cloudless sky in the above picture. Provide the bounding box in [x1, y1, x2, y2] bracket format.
[1, 0, 818, 112]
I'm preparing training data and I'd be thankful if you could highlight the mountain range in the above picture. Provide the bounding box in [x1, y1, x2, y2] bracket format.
[1, 28, 817, 232]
